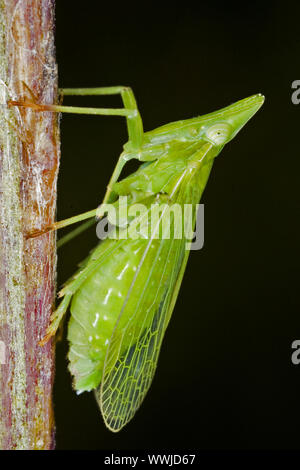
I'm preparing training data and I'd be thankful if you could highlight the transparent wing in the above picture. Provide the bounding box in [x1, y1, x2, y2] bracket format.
[98, 236, 186, 431]
[96, 168, 200, 431]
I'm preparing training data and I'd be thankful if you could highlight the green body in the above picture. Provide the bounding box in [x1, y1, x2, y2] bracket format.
[44, 91, 264, 431]
[68, 141, 213, 393]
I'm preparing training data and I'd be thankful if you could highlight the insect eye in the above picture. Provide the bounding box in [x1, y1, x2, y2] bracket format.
[205, 122, 232, 145]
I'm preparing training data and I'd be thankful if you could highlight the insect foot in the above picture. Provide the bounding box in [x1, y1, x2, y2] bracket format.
[8, 98, 54, 112]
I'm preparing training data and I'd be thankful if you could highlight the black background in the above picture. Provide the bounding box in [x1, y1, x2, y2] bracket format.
[54, 0, 300, 450]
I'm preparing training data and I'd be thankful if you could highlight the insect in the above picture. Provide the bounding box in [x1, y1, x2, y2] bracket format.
[10, 87, 264, 431]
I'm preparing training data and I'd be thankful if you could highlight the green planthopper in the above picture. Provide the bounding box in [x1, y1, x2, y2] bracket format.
[9, 87, 264, 431]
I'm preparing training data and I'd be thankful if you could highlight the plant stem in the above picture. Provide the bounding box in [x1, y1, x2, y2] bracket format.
[0, 0, 59, 450]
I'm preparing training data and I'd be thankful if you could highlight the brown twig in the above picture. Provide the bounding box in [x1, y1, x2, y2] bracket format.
[0, 0, 59, 449]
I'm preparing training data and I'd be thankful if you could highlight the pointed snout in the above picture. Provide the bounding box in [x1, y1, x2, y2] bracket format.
[222, 93, 265, 140]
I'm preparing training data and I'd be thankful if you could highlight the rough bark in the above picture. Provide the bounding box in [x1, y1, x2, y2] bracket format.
[0, 0, 59, 449]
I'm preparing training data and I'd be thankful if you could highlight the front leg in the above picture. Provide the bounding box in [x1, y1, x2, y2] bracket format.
[59, 86, 144, 149]
[9, 85, 145, 242]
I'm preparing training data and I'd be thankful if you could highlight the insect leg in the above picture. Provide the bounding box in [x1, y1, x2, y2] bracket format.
[40, 236, 119, 344]
[54, 147, 127, 246]
[27, 207, 98, 238]
[9, 86, 143, 149]
[48, 87, 144, 202]
[10, 87, 144, 240]
[59, 86, 143, 149]
[57, 219, 95, 249]
[59, 88, 144, 205]
[39, 293, 72, 346]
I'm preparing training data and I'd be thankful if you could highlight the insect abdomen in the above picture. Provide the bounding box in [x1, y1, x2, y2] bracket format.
[67, 238, 144, 392]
